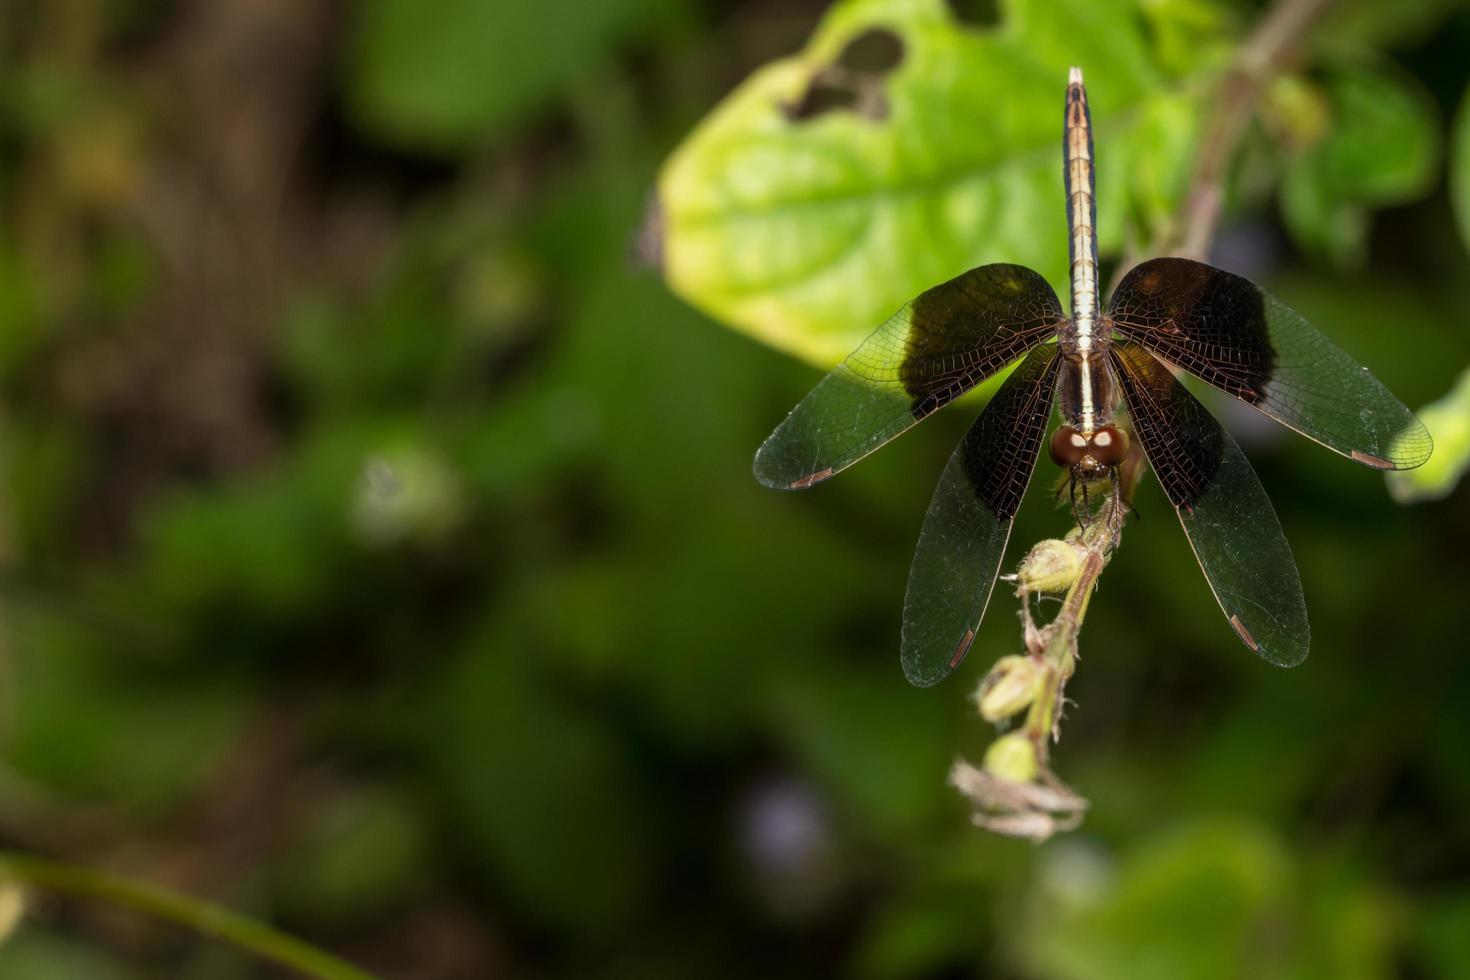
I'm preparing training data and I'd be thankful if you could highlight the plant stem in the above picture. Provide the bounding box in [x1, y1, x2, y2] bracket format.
[1021, 494, 1125, 759]
[0, 853, 377, 980]
[1178, 0, 1338, 258]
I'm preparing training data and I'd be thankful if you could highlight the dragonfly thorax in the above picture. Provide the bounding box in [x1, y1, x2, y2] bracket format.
[1056, 348, 1119, 435]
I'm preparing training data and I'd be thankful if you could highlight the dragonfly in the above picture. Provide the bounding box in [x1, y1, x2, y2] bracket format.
[754, 67, 1432, 687]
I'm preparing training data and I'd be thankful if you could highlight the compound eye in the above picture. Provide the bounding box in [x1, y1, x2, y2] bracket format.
[1088, 424, 1130, 466]
[1049, 426, 1089, 467]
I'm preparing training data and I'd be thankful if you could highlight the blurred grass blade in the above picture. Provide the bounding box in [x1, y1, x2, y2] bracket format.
[0, 854, 377, 980]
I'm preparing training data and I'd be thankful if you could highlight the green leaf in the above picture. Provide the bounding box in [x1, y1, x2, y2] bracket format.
[274, 787, 434, 929]
[1141, 0, 1241, 78]
[1320, 0, 1467, 51]
[436, 636, 655, 932]
[1011, 823, 1406, 980]
[1386, 365, 1470, 504]
[1014, 822, 1292, 980]
[1418, 892, 1470, 980]
[657, 0, 1233, 367]
[5, 612, 252, 813]
[0, 930, 139, 980]
[345, 0, 681, 153]
[1451, 81, 1470, 258]
[769, 666, 950, 831]
[1280, 58, 1439, 268]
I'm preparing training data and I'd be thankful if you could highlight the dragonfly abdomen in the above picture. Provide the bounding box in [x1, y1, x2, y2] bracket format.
[1064, 67, 1100, 355]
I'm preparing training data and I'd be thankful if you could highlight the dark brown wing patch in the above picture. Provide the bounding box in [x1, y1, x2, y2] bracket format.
[1107, 256, 1431, 470]
[1109, 343, 1223, 509]
[1107, 257, 1273, 405]
[956, 344, 1062, 518]
[1110, 341, 1309, 668]
[754, 263, 1062, 491]
[901, 264, 1066, 419]
[900, 344, 1062, 686]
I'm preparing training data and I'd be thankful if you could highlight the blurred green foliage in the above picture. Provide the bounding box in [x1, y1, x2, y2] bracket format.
[346, 0, 689, 153]
[1455, 76, 1470, 254]
[0, 0, 1466, 978]
[1279, 57, 1440, 268]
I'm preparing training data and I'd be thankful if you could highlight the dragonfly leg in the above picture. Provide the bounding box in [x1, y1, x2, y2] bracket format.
[1107, 474, 1128, 545]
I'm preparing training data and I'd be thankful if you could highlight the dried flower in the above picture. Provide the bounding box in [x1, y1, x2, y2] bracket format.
[1016, 537, 1084, 593]
[950, 759, 1088, 842]
[976, 655, 1046, 721]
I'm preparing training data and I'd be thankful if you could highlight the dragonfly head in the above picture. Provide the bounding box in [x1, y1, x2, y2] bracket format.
[1050, 424, 1129, 478]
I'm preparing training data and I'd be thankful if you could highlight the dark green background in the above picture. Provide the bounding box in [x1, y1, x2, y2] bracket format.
[0, 1, 1467, 977]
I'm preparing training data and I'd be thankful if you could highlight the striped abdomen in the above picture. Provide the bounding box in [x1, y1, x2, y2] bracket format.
[1062, 67, 1107, 431]
[1064, 67, 1099, 346]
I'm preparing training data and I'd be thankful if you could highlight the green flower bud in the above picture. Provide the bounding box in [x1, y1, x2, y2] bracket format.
[983, 733, 1038, 784]
[976, 655, 1045, 721]
[1016, 537, 1084, 593]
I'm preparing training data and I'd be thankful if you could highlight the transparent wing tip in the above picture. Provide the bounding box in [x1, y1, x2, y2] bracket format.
[1382, 419, 1434, 471]
[1229, 613, 1309, 668]
[752, 446, 834, 491]
[900, 622, 977, 688]
[752, 452, 834, 490]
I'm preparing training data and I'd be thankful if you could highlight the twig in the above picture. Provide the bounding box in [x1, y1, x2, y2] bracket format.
[1177, 0, 1338, 259]
[951, 482, 1130, 842]
[0, 853, 377, 980]
[1021, 492, 1127, 757]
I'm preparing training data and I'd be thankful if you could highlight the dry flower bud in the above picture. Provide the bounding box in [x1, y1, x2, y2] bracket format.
[1016, 537, 1083, 593]
[976, 655, 1045, 721]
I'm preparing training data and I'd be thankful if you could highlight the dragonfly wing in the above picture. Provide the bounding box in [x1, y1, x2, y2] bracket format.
[1111, 342, 1308, 667]
[754, 264, 1064, 489]
[1108, 257, 1431, 470]
[901, 344, 1061, 687]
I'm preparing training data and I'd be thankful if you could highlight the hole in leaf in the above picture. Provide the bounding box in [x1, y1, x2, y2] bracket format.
[784, 79, 861, 121]
[836, 28, 905, 76]
[782, 29, 900, 124]
[947, 0, 1001, 27]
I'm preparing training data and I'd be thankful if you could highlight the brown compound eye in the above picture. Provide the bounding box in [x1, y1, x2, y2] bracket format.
[1088, 424, 1129, 466]
[1049, 425, 1089, 467]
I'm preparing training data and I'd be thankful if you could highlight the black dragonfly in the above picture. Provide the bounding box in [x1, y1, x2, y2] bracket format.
[754, 67, 1432, 687]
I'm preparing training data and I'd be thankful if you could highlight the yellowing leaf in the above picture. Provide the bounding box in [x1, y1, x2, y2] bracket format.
[1387, 366, 1470, 504]
[658, 0, 1235, 366]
